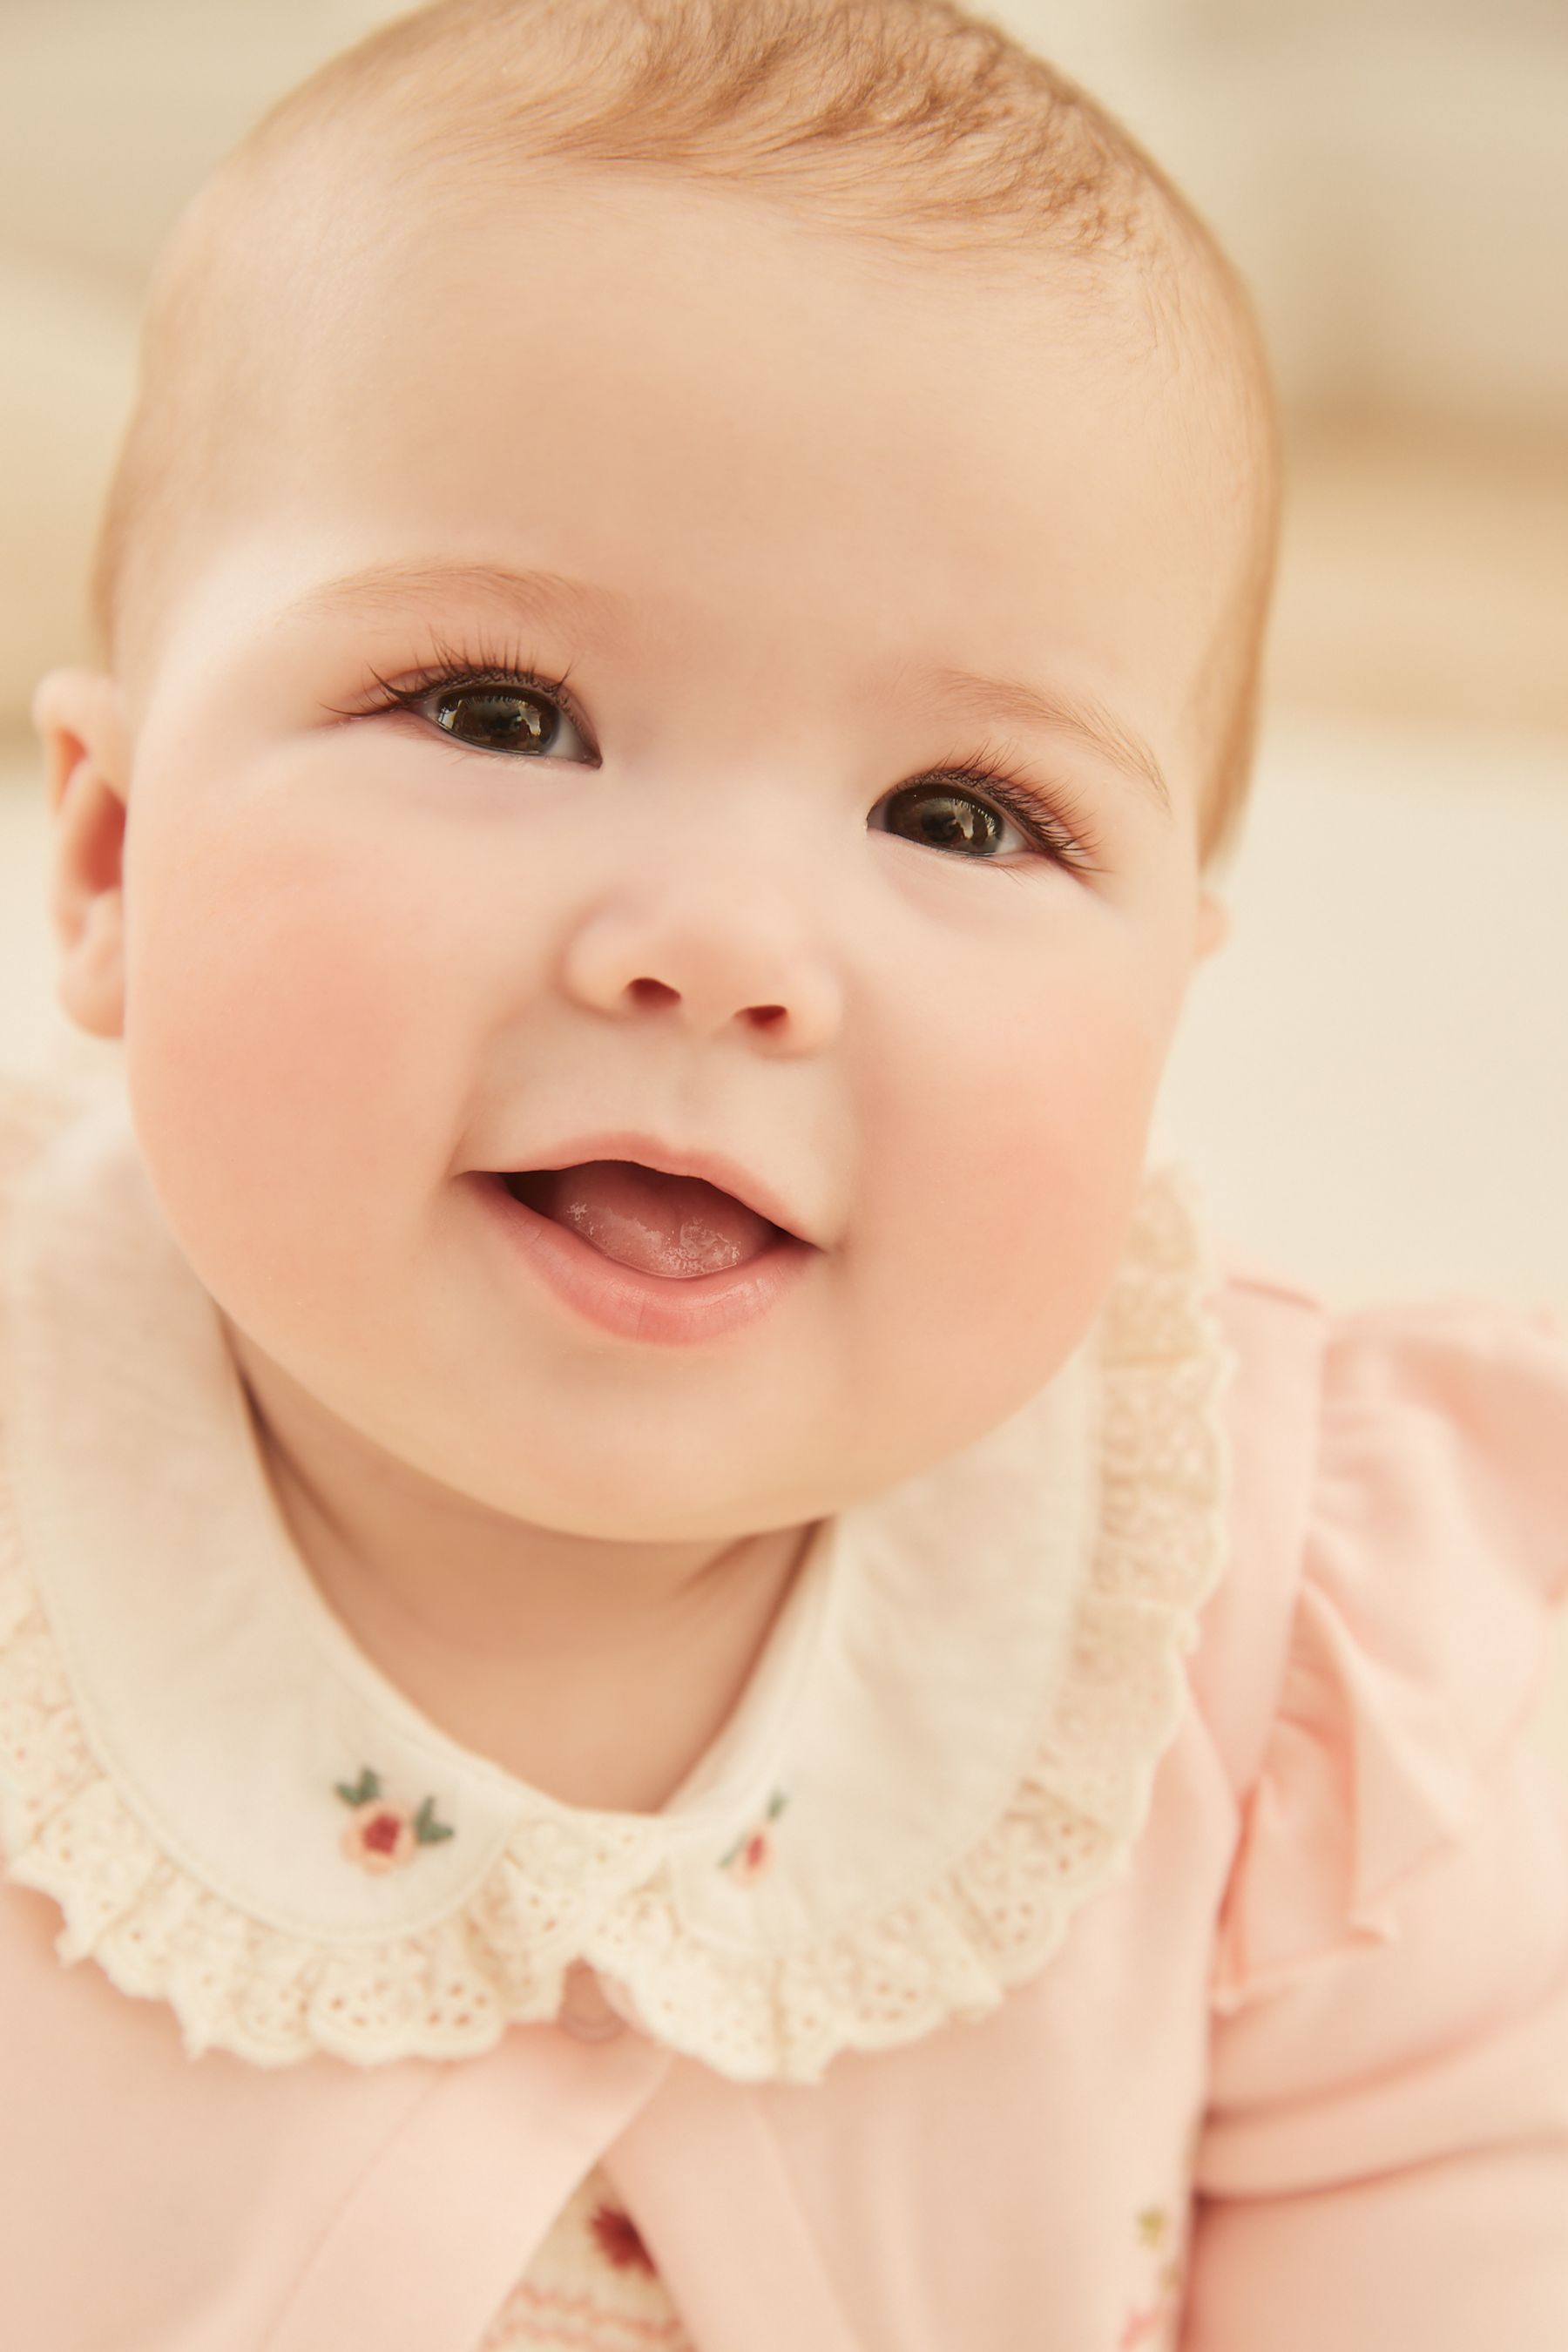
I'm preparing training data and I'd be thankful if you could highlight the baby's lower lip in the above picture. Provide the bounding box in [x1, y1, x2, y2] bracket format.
[472, 1172, 815, 1346]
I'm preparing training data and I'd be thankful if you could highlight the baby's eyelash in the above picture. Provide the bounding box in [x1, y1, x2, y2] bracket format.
[325, 628, 592, 739]
[327, 635, 1105, 876]
[914, 739, 1105, 876]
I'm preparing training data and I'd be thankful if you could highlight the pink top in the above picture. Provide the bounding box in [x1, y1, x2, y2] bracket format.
[2, 1060, 1566, 2351]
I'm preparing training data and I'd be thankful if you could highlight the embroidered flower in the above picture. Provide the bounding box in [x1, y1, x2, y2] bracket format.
[1119, 2195, 1187, 2349]
[335, 1767, 454, 1873]
[717, 1786, 790, 1883]
[589, 2200, 659, 2275]
[1119, 2306, 1165, 2349]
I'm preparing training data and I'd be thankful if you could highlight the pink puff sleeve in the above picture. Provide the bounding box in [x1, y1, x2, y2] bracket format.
[1183, 1294, 1568, 2351]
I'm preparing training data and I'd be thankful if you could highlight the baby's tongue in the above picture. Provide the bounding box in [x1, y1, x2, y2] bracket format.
[526, 1159, 774, 1278]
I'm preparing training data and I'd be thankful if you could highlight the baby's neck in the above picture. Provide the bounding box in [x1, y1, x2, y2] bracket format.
[292, 1490, 808, 1813]
[227, 1325, 811, 1813]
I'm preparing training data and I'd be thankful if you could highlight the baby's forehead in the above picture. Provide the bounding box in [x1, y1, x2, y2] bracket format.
[251, 153, 1225, 444]
[123, 145, 1262, 752]
[270, 172, 1229, 555]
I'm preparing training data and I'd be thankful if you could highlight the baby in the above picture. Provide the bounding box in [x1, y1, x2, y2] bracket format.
[3, 3, 1565, 2348]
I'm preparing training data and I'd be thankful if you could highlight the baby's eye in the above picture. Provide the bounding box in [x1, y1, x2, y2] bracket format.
[419, 675, 594, 763]
[873, 778, 1035, 862]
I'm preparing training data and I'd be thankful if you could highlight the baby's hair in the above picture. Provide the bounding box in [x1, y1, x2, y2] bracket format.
[89, 0, 1283, 873]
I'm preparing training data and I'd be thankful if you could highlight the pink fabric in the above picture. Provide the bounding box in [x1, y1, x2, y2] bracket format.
[1185, 1285, 1568, 2351]
[3, 1266, 1568, 2349]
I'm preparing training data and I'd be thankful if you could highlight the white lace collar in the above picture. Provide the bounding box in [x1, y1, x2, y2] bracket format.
[0, 1071, 1233, 2085]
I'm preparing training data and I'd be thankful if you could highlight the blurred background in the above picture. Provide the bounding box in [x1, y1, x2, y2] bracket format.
[0, 2, 1565, 1760]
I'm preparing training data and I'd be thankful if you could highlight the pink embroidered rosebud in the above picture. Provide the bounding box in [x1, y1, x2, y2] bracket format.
[589, 2200, 659, 2275]
[334, 1767, 454, 1873]
[341, 1801, 418, 1874]
[742, 1831, 774, 1882]
[718, 1786, 790, 1883]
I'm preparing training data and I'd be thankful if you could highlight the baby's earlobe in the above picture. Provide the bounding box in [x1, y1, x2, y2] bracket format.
[54, 890, 128, 1044]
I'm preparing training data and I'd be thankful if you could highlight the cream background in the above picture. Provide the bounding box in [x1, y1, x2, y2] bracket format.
[0, 0, 1565, 1770]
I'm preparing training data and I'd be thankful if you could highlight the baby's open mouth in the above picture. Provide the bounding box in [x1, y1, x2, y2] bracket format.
[501, 1160, 786, 1279]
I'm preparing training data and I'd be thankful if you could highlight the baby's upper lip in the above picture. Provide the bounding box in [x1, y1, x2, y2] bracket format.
[492, 1130, 822, 1248]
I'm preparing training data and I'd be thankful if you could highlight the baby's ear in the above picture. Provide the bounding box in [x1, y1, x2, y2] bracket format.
[1195, 890, 1230, 962]
[30, 667, 134, 1042]
[31, 667, 131, 817]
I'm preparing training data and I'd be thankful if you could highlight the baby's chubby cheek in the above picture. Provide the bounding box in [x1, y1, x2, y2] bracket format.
[851, 970, 1170, 1441]
[119, 772, 477, 1332]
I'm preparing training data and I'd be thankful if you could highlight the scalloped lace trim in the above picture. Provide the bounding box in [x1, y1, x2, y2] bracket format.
[0, 1141, 1232, 2084]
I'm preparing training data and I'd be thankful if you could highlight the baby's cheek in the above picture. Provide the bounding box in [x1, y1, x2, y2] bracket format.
[120, 801, 470, 1318]
[856, 983, 1170, 1427]
[977, 1058, 1152, 1303]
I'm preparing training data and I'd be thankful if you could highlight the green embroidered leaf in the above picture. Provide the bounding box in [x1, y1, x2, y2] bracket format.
[412, 1794, 455, 1844]
[334, 1767, 382, 1808]
[766, 1788, 790, 1820]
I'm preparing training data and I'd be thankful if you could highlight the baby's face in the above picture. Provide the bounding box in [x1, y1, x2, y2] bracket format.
[51, 178, 1238, 1538]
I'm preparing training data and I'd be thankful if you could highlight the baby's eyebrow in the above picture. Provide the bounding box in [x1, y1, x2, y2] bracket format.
[278, 558, 635, 642]
[281, 556, 1171, 820]
[884, 658, 1173, 821]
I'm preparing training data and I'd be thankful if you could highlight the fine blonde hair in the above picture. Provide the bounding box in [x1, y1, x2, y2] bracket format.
[88, 0, 1284, 874]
